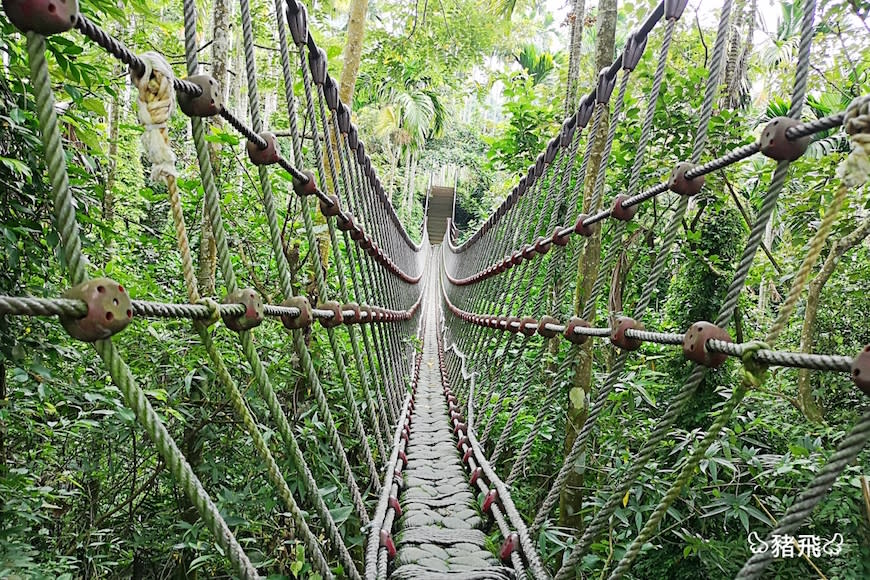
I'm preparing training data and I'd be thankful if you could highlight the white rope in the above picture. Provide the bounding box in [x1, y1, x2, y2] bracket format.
[131, 51, 177, 182]
[838, 96, 870, 188]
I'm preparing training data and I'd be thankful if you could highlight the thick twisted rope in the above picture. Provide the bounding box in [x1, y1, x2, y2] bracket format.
[25, 30, 260, 579]
[182, 0, 363, 572]
[487, 152, 573, 462]
[247, 0, 371, 531]
[532, 12, 684, 534]
[767, 95, 870, 344]
[297, 42, 380, 491]
[545, 0, 751, 562]
[589, 2, 820, 577]
[318, 87, 388, 459]
[603, 344, 762, 580]
[734, 94, 870, 580]
[132, 34, 335, 580]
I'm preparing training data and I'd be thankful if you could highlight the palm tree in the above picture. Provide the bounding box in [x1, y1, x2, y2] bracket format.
[514, 44, 556, 85]
[374, 84, 445, 220]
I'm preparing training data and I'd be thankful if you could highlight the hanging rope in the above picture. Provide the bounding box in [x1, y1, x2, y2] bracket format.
[130, 46, 335, 580]
[25, 30, 260, 579]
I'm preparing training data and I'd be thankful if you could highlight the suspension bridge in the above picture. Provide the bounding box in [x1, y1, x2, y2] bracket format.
[1, 0, 869, 578]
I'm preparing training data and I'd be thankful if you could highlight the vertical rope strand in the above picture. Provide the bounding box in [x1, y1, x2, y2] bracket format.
[26, 31, 260, 579]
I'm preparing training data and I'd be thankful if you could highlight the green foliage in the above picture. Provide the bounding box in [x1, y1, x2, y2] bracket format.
[664, 204, 744, 332]
[485, 72, 561, 174]
[2, 0, 870, 578]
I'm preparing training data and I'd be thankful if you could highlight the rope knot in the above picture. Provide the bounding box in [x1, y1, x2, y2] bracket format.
[131, 52, 177, 183]
[838, 95, 870, 189]
[196, 297, 221, 328]
[740, 341, 770, 389]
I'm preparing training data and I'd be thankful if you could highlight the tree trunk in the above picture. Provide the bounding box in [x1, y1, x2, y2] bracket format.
[721, 0, 745, 106]
[797, 216, 870, 422]
[405, 152, 418, 223]
[0, 360, 6, 477]
[386, 144, 399, 206]
[410, 153, 418, 210]
[180, 3, 232, 573]
[308, 0, 369, 298]
[758, 208, 776, 314]
[728, 0, 756, 108]
[339, 0, 369, 106]
[104, 65, 121, 235]
[559, 0, 617, 530]
[402, 148, 413, 219]
[564, 0, 586, 114]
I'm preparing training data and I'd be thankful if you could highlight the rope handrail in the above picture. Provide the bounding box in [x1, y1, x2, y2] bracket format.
[439, 267, 855, 373]
[442, 107, 855, 286]
[19, 27, 263, 579]
[71, 12, 424, 281]
[436, 305, 546, 579]
[0, 294, 422, 324]
[365, 393, 413, 579]
[448, 1, 668, 254]
[439, 2, 869, 580]
[4, 0, 433, 573]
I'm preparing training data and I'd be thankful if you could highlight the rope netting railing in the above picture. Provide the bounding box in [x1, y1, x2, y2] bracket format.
[439, 0, 870, 579]
[4, 0, 870, 577]
[2, 0, 431, 577]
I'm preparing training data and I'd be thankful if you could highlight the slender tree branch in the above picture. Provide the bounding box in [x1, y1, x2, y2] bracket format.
[406, 0, 420, 40]
[695, 12, 709, 68]
[722, 174, 781, 274]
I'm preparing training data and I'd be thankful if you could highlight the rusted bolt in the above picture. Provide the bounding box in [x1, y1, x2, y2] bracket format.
[318, 300, 343, 328]
[177, 75, 222, 117]
[760, 117, 811, 161]
[574, 213, 596, 237]
[500, 532, 520, 563]
[552, 226, 571, 246]
[538, 315, 560, 338]
[292, 169, 317, 196]
[519, 316, 537, 337]
[342, 302, 361, 324]
[668, 162, 705, 196]
[319, 194, 341, 217]
[246, 131, 279, 166]
[379, 529, 397, 559]
[851, 344, 870, 397]
[564, 317, 590, 345]
[610, 317, 645, 351]
[388, 495, 402, 518]
[4, 0, 78, 35]
[610, 194, 638, 221]
[482, 489, 499, 514]
[222, 288, 264, 332]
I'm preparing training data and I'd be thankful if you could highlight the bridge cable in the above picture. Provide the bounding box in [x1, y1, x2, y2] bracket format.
[134, 46, 336, 577]
[24, 30, 261, 579]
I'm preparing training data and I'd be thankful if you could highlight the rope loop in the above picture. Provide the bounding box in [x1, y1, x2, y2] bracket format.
[740, 341, 770, 389]
[131, 51, 177, 183]
[195, 297, 221, 328]
[838, 95, 870, 188]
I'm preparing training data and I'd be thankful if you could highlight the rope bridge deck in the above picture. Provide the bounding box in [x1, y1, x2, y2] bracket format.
[1, 0, 869, 578]
[387, 258, 514, 579]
